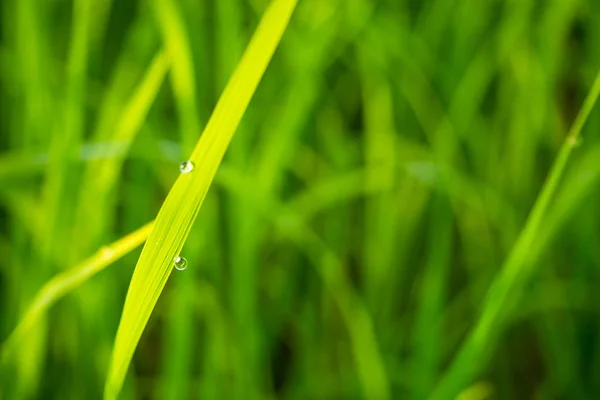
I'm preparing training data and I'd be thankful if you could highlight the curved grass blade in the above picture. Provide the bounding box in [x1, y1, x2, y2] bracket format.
[43, 0, 92, 263]
[73, 50, 168, 258]
[151, 0, 202, 151]
[430, 70, 600, 399]
[104, 1, 299, 398]
[0, 222, 153, 364]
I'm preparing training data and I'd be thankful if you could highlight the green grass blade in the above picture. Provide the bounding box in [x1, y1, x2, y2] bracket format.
[430, 70, 600, 399]
[411, 197, 452, 400]
[73, 50, 168, 257]
[152, 0, 202, 151]
[43, 0, 92, 264]
[103, 1, 298, 398]
[0, 222, 153, 364]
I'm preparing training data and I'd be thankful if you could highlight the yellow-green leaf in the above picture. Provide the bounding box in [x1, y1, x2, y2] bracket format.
[0, 222, 153, 364]
[104, 1, 299, 398]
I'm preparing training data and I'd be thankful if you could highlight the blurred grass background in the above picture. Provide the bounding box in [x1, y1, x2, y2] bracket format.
[1, 0, 600, 399]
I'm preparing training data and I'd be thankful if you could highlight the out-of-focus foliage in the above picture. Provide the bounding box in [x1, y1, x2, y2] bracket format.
[1, 0, 600, 399]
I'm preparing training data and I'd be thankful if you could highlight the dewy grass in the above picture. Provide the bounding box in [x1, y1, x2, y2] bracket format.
[4, 1, 600, 398]
[430, 70, 600, 399]
[104, 1, 298, 398]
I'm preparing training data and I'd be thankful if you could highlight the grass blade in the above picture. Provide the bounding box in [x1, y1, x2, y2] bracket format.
[0, 222, 153, 364]
[43, 0, 92, 264]
[73, 50, 168, 258]
[151, 0, 202, 151]
[430, 70, 600, 399]
[104, 1, 298, 398]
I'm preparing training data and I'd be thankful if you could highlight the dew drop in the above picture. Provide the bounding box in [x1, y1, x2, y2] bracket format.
[174, 256, 188, 271]
[179, 160, 195, 174]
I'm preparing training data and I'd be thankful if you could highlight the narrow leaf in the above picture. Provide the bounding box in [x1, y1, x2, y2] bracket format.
[431, 70, 600, 399]
[104, 1, 298, 398]
[73, 50, 168, 257]
[0, 222, 153, 363]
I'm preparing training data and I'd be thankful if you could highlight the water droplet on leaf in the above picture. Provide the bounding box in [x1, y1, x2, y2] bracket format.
[174, 256, 188, 271]
[179, 160, 195, 173]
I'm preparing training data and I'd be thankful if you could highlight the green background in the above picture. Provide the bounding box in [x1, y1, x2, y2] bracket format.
[1, 0, 600, 399]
